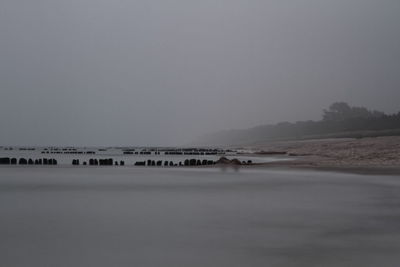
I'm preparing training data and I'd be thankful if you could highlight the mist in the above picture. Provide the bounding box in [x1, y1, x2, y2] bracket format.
[1, 0, 399, 146]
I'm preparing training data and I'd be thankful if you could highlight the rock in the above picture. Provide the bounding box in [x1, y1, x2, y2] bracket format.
[216, 157, 242, 165]
[215, 157, 231, 164]
[230, 159, 242, 165]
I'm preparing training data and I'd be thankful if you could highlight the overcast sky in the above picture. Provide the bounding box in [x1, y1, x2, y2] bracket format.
[1, 0, 399, 146]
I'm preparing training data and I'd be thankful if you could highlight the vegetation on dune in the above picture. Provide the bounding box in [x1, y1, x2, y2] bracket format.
[197, 102, 400, 145]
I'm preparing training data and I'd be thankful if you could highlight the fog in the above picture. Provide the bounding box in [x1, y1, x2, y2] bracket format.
[1, 0, 399, 146]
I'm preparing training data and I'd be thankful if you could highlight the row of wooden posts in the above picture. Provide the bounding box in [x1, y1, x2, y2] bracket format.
[72, 159, 125, 166]
[0, 157, 251, 167]
[72, 158, 216, 167]
[134, 159, 216, 167]
[0, 157, 58, 165]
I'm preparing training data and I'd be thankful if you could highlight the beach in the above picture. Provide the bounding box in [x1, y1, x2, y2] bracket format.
[244, 136, 400, 174]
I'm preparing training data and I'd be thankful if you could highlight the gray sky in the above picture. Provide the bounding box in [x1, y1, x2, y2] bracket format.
[1, 0, 399, 146]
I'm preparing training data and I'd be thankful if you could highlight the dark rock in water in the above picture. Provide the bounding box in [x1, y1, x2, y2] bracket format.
[11, 158, 17, 165]
[215, 157, 231, 164]
[216, 157, 242, 165]
[230, 159, 242, 165]
[19, 158, 28, 165]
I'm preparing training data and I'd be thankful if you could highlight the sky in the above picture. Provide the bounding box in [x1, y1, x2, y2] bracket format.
[0, 0, 399, 146]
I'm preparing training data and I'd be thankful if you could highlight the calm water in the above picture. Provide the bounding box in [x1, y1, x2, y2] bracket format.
[0, 167, 400, 267]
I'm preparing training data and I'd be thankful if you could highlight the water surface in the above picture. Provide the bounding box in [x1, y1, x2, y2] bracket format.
[0, 167, 400, 266]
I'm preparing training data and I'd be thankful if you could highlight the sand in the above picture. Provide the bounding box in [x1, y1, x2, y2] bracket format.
[243, 136, 400, 174]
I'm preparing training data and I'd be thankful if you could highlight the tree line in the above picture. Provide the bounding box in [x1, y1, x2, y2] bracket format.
[197, 102, 400, 145]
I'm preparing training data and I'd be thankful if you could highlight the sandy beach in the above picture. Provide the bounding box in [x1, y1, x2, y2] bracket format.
[244, 136, 400, 174]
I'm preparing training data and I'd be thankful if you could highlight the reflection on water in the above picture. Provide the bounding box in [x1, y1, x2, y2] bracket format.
[0, 167, 400, 267]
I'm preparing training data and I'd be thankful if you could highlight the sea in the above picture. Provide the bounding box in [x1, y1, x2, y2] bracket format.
[0, 147, 400, 266]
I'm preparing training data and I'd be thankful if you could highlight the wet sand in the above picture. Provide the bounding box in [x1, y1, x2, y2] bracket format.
[0, 167, 400, 266]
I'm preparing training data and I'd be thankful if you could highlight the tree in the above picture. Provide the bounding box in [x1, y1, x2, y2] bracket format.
[323, 102, 385, 121]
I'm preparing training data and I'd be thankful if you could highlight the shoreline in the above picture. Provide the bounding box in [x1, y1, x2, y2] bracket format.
[1, 136, 400, 176]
